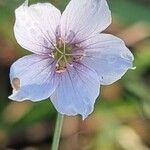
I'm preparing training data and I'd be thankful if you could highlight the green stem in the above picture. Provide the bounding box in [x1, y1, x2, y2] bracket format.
[51, 113, 64, 150]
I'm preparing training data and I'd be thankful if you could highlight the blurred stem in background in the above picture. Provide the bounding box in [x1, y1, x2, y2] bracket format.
[51, 113, 64, 150]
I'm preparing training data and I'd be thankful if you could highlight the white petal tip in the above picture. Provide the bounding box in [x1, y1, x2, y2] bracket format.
[23, 0, 29, 6]
[8, 94, 19, 101]
[82, 116, 87, 121]
[8, 92, 27, 102]
[131, 66, 136, 70]
[8, 95, 12, 100]
[81, 113, 90, 120]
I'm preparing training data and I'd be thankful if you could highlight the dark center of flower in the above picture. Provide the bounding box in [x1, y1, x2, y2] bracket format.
[52, 38, 84, 73]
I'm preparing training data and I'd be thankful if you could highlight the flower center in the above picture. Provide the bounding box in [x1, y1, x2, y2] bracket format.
[52, 39, 84, 73]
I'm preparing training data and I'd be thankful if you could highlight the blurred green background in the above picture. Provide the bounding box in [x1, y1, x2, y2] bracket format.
[0, 0, 150, 149]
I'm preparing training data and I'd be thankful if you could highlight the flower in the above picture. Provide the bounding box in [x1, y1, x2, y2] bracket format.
[9, 0, 134, 119]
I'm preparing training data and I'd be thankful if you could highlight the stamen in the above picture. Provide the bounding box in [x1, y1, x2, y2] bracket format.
[56, 55, 64, 65]
[63, 55, 68, 65]
[53, 38, 84, 73]
[63, 39, 66, 54]
[65, 53, 84, 56]
[53, 44, 63, 54]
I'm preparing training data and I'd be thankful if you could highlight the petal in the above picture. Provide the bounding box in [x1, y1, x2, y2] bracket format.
[14, 2, 61, 54]
[60, 0, 111, 43]
[81, 34, 134, 85]
[50, 63, 100, 119]
[9, 54, 59, 101]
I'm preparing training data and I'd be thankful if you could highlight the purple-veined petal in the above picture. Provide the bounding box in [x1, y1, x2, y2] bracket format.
[14, 2, 61, 55]
[60, 0, 111, 43]
[81, 34, 134, 85]
[50, 63, 100, 119]
[9, 54, 59, 101]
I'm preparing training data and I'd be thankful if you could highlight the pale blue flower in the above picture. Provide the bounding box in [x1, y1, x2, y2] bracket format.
[9, 0, 134, 119]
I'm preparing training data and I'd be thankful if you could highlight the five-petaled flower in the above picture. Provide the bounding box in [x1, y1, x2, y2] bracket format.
[9, 0, 134, 119]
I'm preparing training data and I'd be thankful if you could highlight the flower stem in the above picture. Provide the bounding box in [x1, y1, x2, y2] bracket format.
[51, 113, 64, 150]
